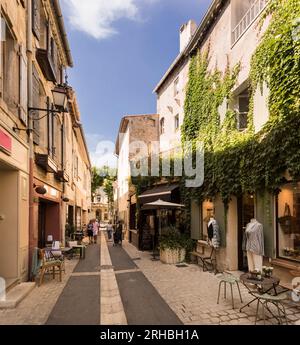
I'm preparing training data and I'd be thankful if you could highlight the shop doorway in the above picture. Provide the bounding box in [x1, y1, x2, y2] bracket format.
[68, 205, 74, 227]
[38, 202, 47, 248]
[237, 194, 255, 271]
[0, 165, 18, 286]
[38, 199, 60, 248]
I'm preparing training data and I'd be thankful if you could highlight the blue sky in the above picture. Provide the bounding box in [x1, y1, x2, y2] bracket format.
[61, 0, 212, 167]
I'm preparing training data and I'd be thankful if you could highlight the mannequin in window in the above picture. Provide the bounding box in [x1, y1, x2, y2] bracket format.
[207, 216, 221, 249]
[245, 218, 264, 272]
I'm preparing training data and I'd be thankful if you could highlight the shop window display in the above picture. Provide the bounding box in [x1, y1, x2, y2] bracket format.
[277, 182, 300, 262]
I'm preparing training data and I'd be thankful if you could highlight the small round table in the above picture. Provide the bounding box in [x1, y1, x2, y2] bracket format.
[239, 273, 280, 312]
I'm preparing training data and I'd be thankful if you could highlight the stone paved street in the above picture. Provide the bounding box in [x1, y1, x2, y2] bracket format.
[0, 259, 78, 325]
[122, 241, 300, 325]
[0, 234, 299, 325]
[46, 244, 101, 325]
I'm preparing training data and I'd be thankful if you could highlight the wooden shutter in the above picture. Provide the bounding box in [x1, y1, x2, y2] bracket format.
[214, 197, 226, 247]
[52, 40, 58, 80]
[0, 18, 2, 98]
[256, 191, 275, 258]
[19, 45, 28, 126]
[191, 200, 201, 240]
[32, 0, 40, 40]
[32, 64, 40, 145]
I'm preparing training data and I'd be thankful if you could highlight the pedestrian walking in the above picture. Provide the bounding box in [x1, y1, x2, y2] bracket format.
[87, 220, 94, 244]
[93, 219, 99, 244]
[113, 221, 123, 247]
[107, 222, 113, 240]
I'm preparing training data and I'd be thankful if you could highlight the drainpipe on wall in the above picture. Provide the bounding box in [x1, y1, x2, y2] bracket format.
[27, 0, 34, 281]
[61, 113, 66, 244]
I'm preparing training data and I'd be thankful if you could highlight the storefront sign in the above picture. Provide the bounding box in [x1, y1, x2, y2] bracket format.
[44, 186, 59, 198]
[0, 130, 12, 155]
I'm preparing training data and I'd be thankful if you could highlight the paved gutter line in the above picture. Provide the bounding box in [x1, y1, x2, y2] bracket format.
[115, 268, 141, 275]
[71, 272, 101, 277]
[100, 232, 127, 325]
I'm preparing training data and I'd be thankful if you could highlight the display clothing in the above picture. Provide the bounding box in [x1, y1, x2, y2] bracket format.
[207, 218, 221, 249]
[247, 251, 263, 272]
[245, 219, 264, 256]
[245, 218, 264, 272]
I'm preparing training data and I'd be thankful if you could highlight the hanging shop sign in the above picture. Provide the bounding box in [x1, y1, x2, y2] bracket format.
[0, 130, 12, 156]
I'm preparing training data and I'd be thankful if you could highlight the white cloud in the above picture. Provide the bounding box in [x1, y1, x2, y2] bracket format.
[62, 0, 157, 40]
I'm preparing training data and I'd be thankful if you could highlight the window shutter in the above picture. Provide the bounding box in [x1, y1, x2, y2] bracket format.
[32, 64, 40, 145]
[214, 197, 226, 247]
[52, 41, 58, 79]
[255, 191, 275, 258]
[191, 201, 201, 240]
[32, 0, 40, 40]
[19, 45, 28, 126]
[0, 19, 2, 98]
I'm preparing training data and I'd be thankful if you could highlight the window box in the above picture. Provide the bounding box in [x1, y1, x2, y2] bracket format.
[36, 48, 56, 82]
[55, 170, 70, 182]
[35, 153, 58, 173]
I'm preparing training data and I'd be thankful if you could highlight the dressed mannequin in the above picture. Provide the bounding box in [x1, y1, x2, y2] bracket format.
[245, 218, 264, 272]
[207, 217, 221, 249]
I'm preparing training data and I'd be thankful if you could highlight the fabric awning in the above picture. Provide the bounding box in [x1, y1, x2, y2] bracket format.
[138, 184, 179, 204]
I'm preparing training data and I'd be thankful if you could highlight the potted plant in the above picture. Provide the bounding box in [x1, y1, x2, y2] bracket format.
[262, 266, 274, 278]
[249, 269, 262, 280]
[159, 226, 195, 264]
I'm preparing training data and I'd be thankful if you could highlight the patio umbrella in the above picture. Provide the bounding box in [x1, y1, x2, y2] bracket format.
[142, 199, 185, 210]
[142, 199, 185, 260]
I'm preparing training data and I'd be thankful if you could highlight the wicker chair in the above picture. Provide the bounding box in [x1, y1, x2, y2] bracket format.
[38, 249, 63, 286]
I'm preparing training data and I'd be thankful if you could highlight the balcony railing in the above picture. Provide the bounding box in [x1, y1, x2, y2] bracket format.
[232, 0, 269, 45]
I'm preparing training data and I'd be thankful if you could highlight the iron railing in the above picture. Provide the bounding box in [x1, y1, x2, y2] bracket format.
[232, 0, 269, 45]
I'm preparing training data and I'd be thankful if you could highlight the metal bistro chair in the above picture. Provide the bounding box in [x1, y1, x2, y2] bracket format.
[201, 246, 217, 273]
[217, 272, 243, 309]
[253, 292, 289, 325]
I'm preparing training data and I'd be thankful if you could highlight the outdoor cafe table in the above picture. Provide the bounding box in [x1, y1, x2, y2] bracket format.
[44, 247, 73, 260]
[44, 247, 73, 255]
[239, 273, 280, 312]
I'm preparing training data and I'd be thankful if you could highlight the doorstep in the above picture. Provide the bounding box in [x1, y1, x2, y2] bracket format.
[0, 283, 35, 309]
[5, 278, 19, 292]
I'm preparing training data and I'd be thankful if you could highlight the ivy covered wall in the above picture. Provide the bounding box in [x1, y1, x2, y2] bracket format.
[181, 0, 300, 205]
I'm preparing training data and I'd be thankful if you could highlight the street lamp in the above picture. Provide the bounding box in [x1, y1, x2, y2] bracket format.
[29, 84, 69, 114]
[13, 85, 69, 133]
[51, 85, 68, 113]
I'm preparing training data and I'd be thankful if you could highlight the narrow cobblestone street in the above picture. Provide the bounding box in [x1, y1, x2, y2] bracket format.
[121, 241, 300, 325]
[46, 244, 101, 325]
[0, 232, 299, 325]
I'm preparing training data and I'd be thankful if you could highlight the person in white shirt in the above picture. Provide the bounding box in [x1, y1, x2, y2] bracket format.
[107, 223, 113, 240]
[93, 219, 100, 244]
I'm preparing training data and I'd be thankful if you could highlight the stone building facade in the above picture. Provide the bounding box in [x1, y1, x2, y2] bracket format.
[0, 0, 30, 287]
[91, 187, 109, 222]
[153, 0, 300, 285]
[115, 114, 159, 241]
[0, 0, 91, 286]
[29, 0, 91, 262]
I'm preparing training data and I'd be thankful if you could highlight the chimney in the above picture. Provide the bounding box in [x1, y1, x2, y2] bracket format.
[180, 20, 197, 53]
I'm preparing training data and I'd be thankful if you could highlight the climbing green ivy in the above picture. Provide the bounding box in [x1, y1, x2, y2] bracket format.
[131, 0, 300, 226]
[181, 0, 300, 204]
